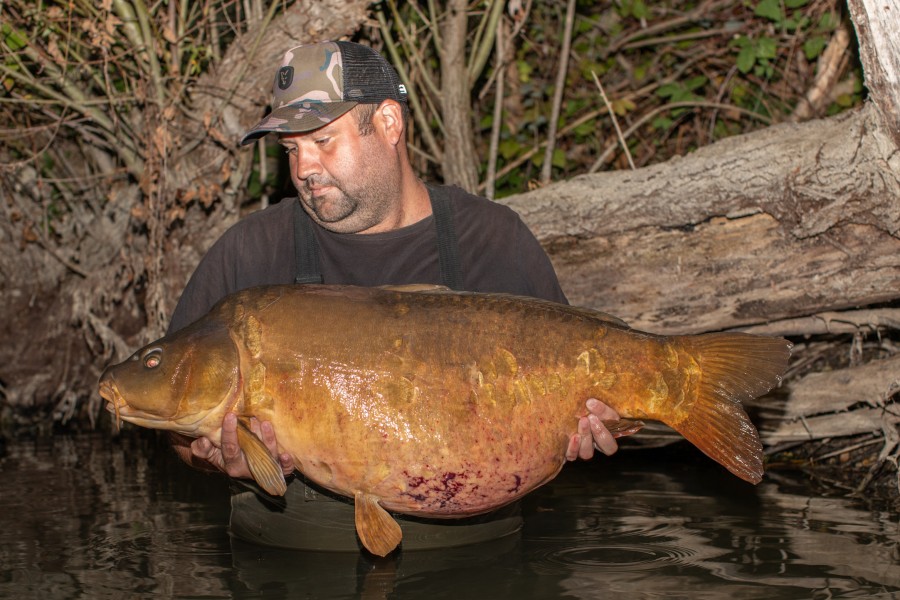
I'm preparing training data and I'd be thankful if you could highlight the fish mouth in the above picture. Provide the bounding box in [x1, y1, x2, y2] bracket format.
[98, 378, 125, 431]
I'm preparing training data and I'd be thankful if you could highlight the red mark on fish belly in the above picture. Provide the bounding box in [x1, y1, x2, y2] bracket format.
[402, 470, 478, 509]
[507, 474, 522, 494]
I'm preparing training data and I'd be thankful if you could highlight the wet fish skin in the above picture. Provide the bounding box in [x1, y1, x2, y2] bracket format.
[98, 284, 792, 557]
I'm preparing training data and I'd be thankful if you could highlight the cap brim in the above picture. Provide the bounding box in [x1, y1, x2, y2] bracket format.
[240, 101, 357, 146]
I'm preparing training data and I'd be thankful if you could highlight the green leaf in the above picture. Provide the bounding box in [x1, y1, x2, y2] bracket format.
[498, 139, 521, 161]
[731, 35, 752, 49]
[685, 75, 708, 92]
[803, 36, 827, 60]
[2, 24, 29, 51]
[632, 0, 648, 19]
[755, 0, 783, 22]
[817, 12, 838, 32]
[784, 0, 808, 8]
[656, 83, 681, 98]
[736, 45, 756, 73]
[574, 121, 595, 137]
[757, 37, 777, 59]
[517, 60, 533, 83]
[651, 116, 673, 130]
[551, 148, 566, 169]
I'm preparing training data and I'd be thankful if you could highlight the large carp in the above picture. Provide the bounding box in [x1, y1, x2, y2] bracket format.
[98, 284, 791, 556]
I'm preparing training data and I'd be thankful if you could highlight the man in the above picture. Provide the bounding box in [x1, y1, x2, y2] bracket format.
[168, 40, 623, 551]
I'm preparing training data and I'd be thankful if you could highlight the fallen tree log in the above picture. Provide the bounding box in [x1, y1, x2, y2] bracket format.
[501, 103, 900, 335]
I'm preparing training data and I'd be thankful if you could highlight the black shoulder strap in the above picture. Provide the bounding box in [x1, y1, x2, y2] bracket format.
[293, 199, 323, 284]
[429, 186, 464, 290]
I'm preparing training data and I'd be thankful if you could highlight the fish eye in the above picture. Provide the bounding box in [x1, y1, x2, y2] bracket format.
[142, 348, 163, 369]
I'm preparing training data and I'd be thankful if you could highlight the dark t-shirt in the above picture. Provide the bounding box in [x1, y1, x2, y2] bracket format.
[168, 185, 567, 333]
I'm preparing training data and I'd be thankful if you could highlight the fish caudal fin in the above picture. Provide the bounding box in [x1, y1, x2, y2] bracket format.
[675, 332, 792, 484]
[355, 491, 403, 557]
[235, 418, 288, 496]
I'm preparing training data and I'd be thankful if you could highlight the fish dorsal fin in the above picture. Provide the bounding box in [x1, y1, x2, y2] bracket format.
[235, 417, 287, 496]
[354, 491, 402, 557]
[378, 283, 450, 293]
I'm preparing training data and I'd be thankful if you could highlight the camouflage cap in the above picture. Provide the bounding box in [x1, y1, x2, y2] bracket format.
[240, 41, 408, 146]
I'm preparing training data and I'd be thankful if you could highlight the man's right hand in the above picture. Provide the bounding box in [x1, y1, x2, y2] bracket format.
[172, 413, 295, 479]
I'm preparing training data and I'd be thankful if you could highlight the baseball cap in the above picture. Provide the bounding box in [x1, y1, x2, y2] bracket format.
[240, 41, 408, 145]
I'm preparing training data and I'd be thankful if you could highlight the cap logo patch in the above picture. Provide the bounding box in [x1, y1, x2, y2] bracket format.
[277, 66, 294, 90]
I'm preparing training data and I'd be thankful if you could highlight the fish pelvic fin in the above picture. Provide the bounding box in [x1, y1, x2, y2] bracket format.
[354, 491, 403, 557]
[235, 418, 287, 496]
[675, 332, 793, 484]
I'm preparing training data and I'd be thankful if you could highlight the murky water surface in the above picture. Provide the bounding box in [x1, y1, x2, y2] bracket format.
[0, 431, 897, 599]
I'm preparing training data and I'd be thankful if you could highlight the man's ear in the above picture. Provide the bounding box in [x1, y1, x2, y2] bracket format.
[375, 100, 404, 146]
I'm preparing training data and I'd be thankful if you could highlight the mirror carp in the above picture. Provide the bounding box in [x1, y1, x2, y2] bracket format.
[98, 284, 792, 556]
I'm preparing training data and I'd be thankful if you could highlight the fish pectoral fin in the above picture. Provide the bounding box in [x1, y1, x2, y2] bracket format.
[354, 491, 402, 557]
[235, 419, 287, 497]
[603, 418, 645, 438]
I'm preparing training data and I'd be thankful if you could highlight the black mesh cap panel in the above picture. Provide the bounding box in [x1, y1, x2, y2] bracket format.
[336, 41, 408, 104]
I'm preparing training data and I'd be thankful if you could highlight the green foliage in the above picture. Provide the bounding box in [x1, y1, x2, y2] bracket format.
[617, 0, 649, 20]
[733, 35, 778, 77]
[656, 76, 708, 115]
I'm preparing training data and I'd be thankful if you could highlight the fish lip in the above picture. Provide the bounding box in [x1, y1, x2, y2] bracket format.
[98, 377, 125, 431]
[98, 381, 175, 430]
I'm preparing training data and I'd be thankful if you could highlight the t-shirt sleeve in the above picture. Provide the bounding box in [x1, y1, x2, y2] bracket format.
[166, 231, 237, 334]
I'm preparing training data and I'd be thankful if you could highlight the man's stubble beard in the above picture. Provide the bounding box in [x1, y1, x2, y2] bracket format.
[297, 157, 401, 234]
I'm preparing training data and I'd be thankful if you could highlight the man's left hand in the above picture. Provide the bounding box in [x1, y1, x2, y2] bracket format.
[566, 398, 622, 461]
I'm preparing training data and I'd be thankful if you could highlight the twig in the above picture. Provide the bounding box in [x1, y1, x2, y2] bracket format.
[854, 425, 900, 494]
[623, 27, 738, 52]
[376, 7, 444, 163]
[540, 0, 576, 185]
[816, 437, 884, 461]
[467, 0, 505, 87]
[792, 23, 851, 121]
[591, 70, 635, 170]
[588, 100, 771, 172]
[485, 18, 505, 200]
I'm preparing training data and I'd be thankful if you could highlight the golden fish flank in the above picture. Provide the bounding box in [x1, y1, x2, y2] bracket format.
[97, 284, 792, 558]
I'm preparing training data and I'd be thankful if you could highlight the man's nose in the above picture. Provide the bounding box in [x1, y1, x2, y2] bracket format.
[293, 146, 321, 180]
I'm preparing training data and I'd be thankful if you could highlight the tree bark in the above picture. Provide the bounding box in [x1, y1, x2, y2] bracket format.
[439, 0, 480, 192]
[500, 104, 900, 334]
[847, 0, 900, 149]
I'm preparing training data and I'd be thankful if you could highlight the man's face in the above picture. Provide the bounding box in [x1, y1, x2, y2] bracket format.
[278, 108, 401, 234]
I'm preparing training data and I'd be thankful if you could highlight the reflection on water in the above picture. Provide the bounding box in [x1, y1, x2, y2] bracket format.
[0, 430, 897, 599]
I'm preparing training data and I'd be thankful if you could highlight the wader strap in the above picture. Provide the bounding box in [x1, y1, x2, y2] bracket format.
[429, 187, 464, 290]
[293, 199, 323, 284]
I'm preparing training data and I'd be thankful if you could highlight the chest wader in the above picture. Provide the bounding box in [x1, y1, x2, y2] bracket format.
[229, 188, 522, 552]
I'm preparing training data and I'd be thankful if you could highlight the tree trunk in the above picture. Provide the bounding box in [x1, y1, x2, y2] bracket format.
[0, 0, 371, 428]
[847, 0, 900, 149]
[438, 0, 480, 192]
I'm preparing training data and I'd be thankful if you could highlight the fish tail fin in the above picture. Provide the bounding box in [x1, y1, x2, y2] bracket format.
[672, 332, 792, 484]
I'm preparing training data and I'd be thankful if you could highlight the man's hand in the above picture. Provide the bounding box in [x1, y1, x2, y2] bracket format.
[566, 398, 622, 461]
[189, 413, 295, 479]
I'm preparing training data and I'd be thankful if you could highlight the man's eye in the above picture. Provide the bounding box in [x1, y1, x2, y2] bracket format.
[314, 137, 331, 145]
[282, 146, 296, 155]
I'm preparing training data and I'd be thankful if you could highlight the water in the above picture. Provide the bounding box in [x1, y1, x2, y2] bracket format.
[0, 430, 897, 599]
